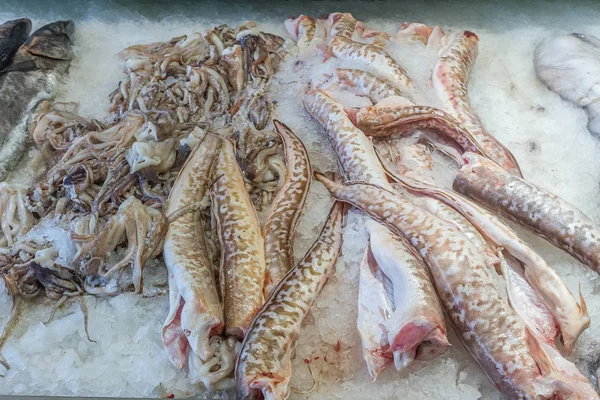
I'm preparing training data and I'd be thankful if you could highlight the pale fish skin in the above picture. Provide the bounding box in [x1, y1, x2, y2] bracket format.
[235, 202, 344, 400]
[432, 30, 522, 177]
[211, 139, 267, 339]
[394, 170, 589, 355]
[315, 173, 597, 399]
[0, 20, 74, 181]
[262, 120, 311, 297]
[323, 68, 402, 104]
[454, 151, 600, 274]
[284, 15, 316, 49]
[330, 35, 411, 91]
[369, 232, 450, 371]
[304, 88, 449, 379]
[326, 12, 358, 44]
[162, 134, 226, 381]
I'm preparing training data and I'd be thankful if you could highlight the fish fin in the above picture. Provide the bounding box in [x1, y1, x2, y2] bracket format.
[525, 327, 596, 400]
[0, 59, 38, 74]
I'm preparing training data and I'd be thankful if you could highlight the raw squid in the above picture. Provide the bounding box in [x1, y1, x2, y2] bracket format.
[315, 173, 598, 399]
[211, 138, 267, 338]
[454, 151, 600, 274]
[535, 33, 600, 137]
[432, 30, 522, 176]
[235, 202, 344, 400]
[262, 121, 311, 296]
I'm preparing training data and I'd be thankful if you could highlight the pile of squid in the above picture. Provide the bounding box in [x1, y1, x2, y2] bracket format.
[0, 21, 292, 378]
[233, 12, 600, 400]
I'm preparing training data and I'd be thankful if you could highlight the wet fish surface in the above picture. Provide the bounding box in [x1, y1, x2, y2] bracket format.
[0, 20, 74, 181]
[0, 18, 31, 71]
[454, 152, 600, 273]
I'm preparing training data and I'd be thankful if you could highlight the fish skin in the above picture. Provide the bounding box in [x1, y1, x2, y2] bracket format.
[393, 168, 589, 355]
[262, 120, 311, 297]
[235, 202, 344, 400]
[0, 18, 31, 71]
[162, 134, 223, 368]
[211, 139, 267, 339]
[432, 30, 522, 177]
[330, 35, 411, 91]
[0, 20, 74, 182]
[455, 151, 600, 275]
[314, 173, 593, 400]
[304, 88, 449, 379]
[322, 68, 402, 104]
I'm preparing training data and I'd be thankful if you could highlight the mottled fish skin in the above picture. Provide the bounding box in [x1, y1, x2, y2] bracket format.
[326, 68, 402, 103]
[235, 202, 344, 400]
[353, 103, 484, 155]
[162, 134, 223, 368]
[211, 139, 267, 339]
[0, 20, 74, 181]
[304, 88, 449, 380]
[330, 36, 411, 91]
[327, 12, 358, 43]
[0, 18, 31, 71]
[454, 151, 600, 276]
[263, 121, 311, 297]
[420, 197, 500, 265]
[395, 170, 589, 355]
[284, 15, 315, 48]
[304, 89, 389, 186]
[314, 173, 561, 400]
[432, 30, 522, 177]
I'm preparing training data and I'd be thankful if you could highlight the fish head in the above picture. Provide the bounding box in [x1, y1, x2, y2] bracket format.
[22, 20, 75, 61]
[0, 18, 31, 40]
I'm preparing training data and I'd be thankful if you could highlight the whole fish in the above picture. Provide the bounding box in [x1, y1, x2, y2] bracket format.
[211, 139, 267, 339]
[262, 120, 311, 297]
[454, 151, 600, 274]
[322, 68, 402, 103]
[235, 202, 344, 400]
[304, 88, 449, 379]
[0, 18, 31, 71]
[535, 33, 600, 137]
[284, 15, 315, 49]
[0, 20, 74, 181]
[315, 173, 598, 399]
[162, 134, 224, 376]
[432, 30, 522, 176]
[330, 36, 411, 90]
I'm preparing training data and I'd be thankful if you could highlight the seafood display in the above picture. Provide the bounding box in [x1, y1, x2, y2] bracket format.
[2, 6, 600, 400]
[535, 33, 600, 137]
[454, 152, 600, 272]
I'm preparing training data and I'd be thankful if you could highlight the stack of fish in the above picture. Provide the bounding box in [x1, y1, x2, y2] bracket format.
[264, 12, 600, 400]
